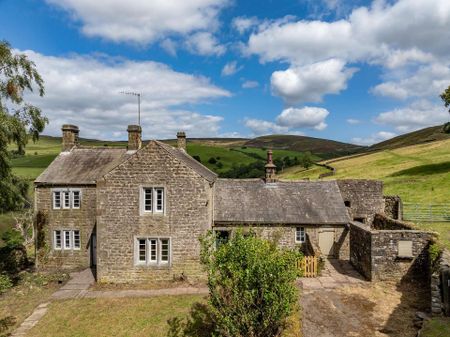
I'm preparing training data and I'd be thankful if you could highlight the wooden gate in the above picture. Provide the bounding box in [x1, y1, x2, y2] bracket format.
[297, 256, 318, 277]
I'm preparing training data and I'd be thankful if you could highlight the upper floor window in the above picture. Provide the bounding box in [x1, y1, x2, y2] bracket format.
[53, 189, 81, 209]
[295, 227, 306, 243]
[141, 187, 165, 214]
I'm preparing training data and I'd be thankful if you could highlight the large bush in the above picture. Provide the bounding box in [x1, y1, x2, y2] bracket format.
[199, 231, 301, 337]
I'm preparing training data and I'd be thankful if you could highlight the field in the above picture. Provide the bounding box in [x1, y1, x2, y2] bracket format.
[280, 139, 450, 248]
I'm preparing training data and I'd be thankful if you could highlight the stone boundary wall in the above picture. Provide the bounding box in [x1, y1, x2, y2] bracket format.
[349, 218, 435, 281]
[317, 163, 336, 179]
[372, 213, 414, 230]
[431, 249, 450, 315]
[383, 195, 403, 220]
[349, 222, 372, 279]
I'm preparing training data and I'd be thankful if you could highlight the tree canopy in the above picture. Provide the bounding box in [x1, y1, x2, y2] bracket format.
[0, 40, 47, 211]
[440, 85, 450, 114]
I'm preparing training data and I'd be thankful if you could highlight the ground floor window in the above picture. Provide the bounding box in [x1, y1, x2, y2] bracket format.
[135, 237, 171, 266]
[295, 227, 306, 243]
[54, 229, 80, 250]
[215, 230, 230, 247]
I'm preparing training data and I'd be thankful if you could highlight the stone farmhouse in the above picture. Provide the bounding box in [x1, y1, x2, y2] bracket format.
[34, 124, 435, 283]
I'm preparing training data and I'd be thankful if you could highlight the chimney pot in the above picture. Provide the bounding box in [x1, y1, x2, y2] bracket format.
[264, 149, 277, 183]
[61, 124, 79, 152]
[177, 131, 186, 151]
[127, 125, 142, 151]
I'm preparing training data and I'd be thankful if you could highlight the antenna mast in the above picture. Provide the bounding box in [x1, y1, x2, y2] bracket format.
[120, 91, 141, 125]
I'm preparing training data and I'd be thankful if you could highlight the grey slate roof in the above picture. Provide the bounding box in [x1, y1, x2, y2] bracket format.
[35, 147, 132, 185]
[156, 141, 217, 183]
[214, 179, 350, 224]
[35, 141, 218, 185]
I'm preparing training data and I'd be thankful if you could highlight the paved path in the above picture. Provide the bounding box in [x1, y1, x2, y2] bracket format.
[51, 268, 96, 300]
[298, 259, 367, 292]
[11, 302, 50, 337]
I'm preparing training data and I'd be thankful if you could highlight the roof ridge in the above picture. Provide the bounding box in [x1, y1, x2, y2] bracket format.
[154, 140, 217, 182]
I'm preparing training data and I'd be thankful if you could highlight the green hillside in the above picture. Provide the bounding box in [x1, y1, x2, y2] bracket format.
[368, 124, 450, 151]
[280, 139, 450, 248]
[244, 134, 364, 159]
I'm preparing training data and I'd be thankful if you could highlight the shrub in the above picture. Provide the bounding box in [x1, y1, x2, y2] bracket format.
[200, 230, 301, 337]
[1, 229, 24, 249]
[0, 274, 12, 293]
[216, 162, 223, 169]
[207, 157, 217, 164]
[193, 155, 202, 163]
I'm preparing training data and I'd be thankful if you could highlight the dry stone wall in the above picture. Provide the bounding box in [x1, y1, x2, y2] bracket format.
[350, 218, 435, 281]
[383, 195, 403, 220]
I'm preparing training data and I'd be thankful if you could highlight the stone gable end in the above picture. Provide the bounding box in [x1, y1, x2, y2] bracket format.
[96, 141, 213, 283]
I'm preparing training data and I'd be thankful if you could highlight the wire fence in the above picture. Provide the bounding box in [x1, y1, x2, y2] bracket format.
[403, 203, 450, 222]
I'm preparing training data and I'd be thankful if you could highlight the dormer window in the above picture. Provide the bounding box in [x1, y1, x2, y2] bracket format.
[53, 188, 82, 209]
[140, 187, 165, 215]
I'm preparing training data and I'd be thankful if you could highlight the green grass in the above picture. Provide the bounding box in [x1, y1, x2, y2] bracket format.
[26, 295, 301, 337]
[421, 317, 450, 337]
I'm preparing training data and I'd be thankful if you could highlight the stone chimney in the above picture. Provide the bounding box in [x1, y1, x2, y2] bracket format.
[127, 125, 142, 151]
[264, 149, 277, 182]
[177, 131, 186, 151]
[61, 124, 79, 152]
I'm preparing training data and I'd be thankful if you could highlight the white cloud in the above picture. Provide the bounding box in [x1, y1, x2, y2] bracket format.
[352, 131, 397, 146]
[247, 0, 450, 66]
[45, 0, 229, 45]
[23, 50, 230, 140]
[160, 39, 177, 56]
[185, 32, 226, 56]
[221, 61, 242, 76]
[242, 80, 259, 89]
[271, 59, 357, 104]
[232, 16, 259, 34]
[347, 118, 361, 125]
[374, 100, 449, 132]
[243, 118, 289, 136]
[245, 0, 450, 108]
[276, 107, 329, 131]
[244, 106, 330, 136]
[372, 62, 450, 100]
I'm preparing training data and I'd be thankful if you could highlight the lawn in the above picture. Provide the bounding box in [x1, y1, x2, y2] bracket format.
[0, 272, 68, 336]
[27, 295, 301, 337]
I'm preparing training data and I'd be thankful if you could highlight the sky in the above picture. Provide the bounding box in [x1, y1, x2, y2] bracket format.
[1, 0, 449, 144]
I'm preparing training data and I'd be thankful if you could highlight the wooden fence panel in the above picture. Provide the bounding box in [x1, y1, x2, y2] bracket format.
[298, 256, 317, 277]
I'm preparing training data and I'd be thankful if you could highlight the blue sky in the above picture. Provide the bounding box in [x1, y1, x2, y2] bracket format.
[1, 0, 449, 144]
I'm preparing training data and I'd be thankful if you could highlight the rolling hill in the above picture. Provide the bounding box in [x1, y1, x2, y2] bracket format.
[243, 134, 364, 159]
[368, 124, 450, 151]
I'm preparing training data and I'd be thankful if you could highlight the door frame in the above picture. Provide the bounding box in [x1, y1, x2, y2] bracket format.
[318, 228, 336, 258]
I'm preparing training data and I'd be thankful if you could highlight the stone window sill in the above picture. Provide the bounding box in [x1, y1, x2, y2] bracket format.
[396, 255, 414, 260]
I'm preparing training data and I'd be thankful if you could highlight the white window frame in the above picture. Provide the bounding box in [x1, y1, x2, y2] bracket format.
[53, 191, 61, 209]
[72, 190, 81, 209]
[154, 188, 164, 213]
[52, 188, 82, 210]
[134, 237, 171, 266]
[295, 227, 306, 243]
[63, 230, 72, 249]
[140, 187, 165, 215]
[54, 230, 62, 250]
[73, 230, 81, 250]
[54, 229, 80, 251]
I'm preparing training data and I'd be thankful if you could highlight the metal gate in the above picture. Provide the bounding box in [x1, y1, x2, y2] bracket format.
[403, 203, 450, 222]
